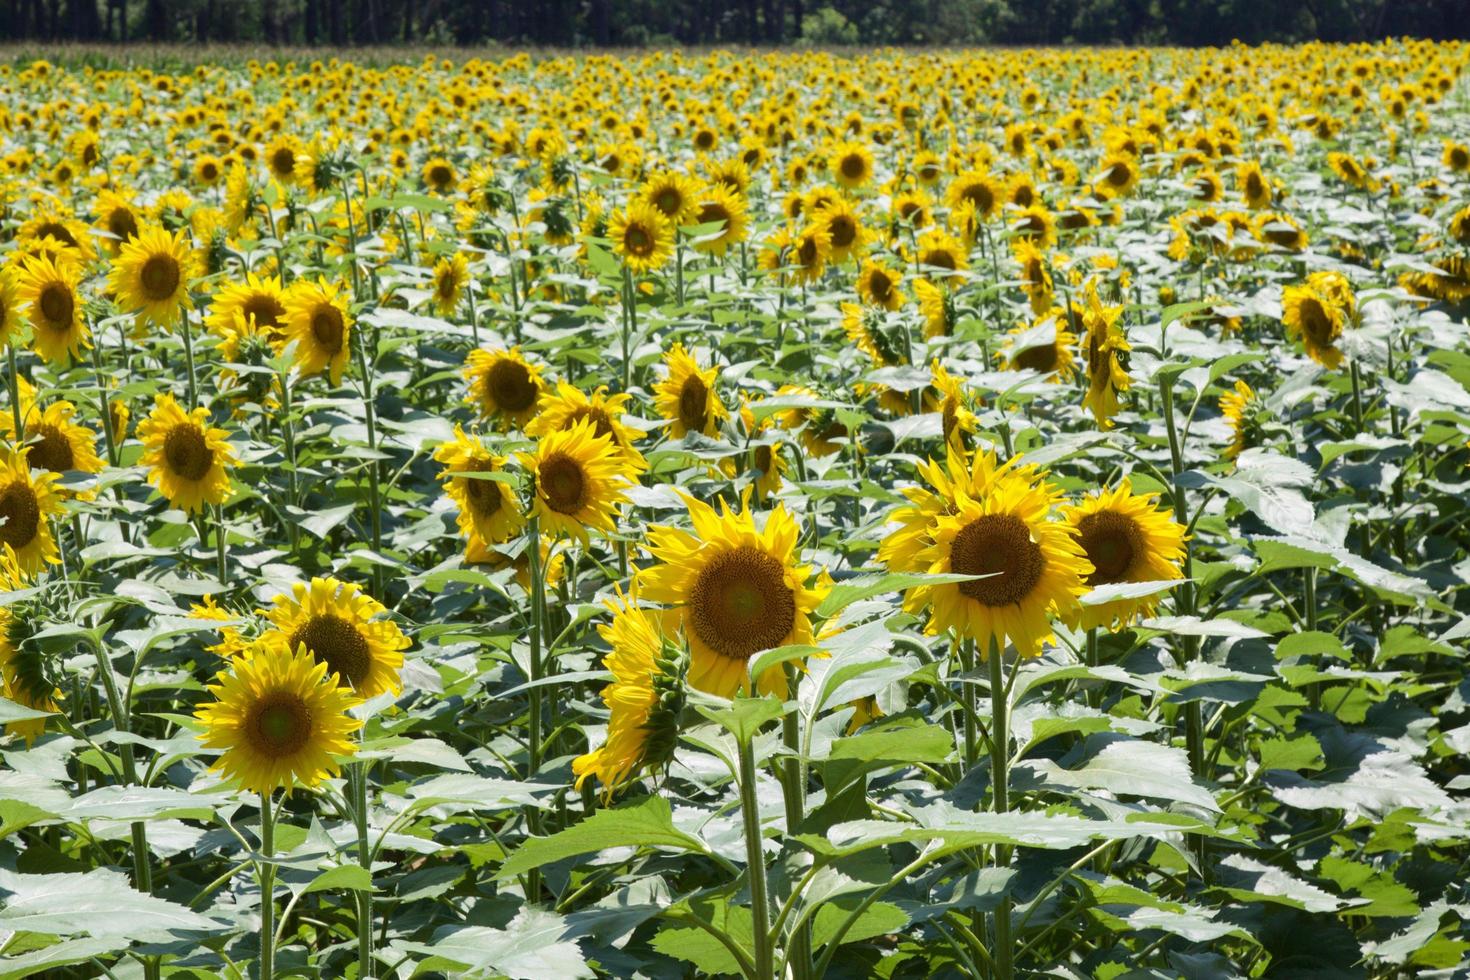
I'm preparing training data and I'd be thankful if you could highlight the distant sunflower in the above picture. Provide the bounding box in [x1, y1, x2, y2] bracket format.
[1062, 479, 1186, 631]
[1255, 211, 1308, 252]
[1444, 140, 1470, 173]
[946, 170, 1001, 220]
[1282, 271, 1356, 370]
[915, 228, 968, 282]
[206, 273, 287, 340]
[0, 269, 22, 347]
[1012, 239, 1054, 314]
[195, 640, 362, 795]
[1219, 379, 1262, 460]
[137, 393, 237, 513]
[931, 360, 978, 452]
[93, 188, 142, 251]
[654, 344, 727, 439]
[813, 196, 867, 263]
[831, 140, 875, 189]
[857, 259, 905, 310]
[914, 278, 955, 338]
[1237, 160, 1272, 209]
[905, 462, 1090, 654]
[109, 226, 195, 328]
[264, 134, 304, 185]
[610, 200, 673, 274]
[421, 157, 458, 194]
[1095, 154, 1139, 198]
[572, 590, 686, 801]
[464, 347, 545, 430]
[1004, 311, 1079, 382]
[434, 424, 525, 549]
[1080, 283, 1131, 428]
[642, 171, 701, 227]
[12, 400, 104, 494]
[526, 381, 646, 471]
[430, 253, 470, 316]
[0, 446, 62, 577]
[640, 492, 827, 698]
[264, 576, 409, 699]
[14, 253, 88, 365]
[0, 545, 58, 743]
[787, 223, 831, 285]
[518, 417, 635, 545]
[281, 278, 353, 385]
[687, 184, 748, 256]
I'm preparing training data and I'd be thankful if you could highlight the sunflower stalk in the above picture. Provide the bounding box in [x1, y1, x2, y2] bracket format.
[6, 342, 23, 444]
[352, 328, 384, 599]
[258, 790, 277, 980]
[736, 729, 775, 980]
[350, 758, 375, 978]
[620, 265, 637, 393]
[88, 636, 153, 898]
[180, 310, 199, 411]
[524, 512, 546, 901]
[778, 661, 813, 980]
[987, 639, 1014, 980]
[278, 364, 300, 554]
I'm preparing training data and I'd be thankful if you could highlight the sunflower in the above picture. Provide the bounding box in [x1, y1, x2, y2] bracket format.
[857, 258, 905, 310]
[193, 154, 224, 187]
[687, 184, 748, 256]
[0, 545, 59, 743]
[93, 188, 142, 251]
[422, 157, 458, 194]
[263, 576, 409, 699]
[1444, 140, 1470, 173]
[205, 272, 287, 340]
[904, 460, 1090, 654]
[281, 278, 353, 385]
[773, 383, 846, 458]
[264, 133, 304, 185]
[18, 209, 95, 264]
[1282, 271, 1356, 370]
[639, 492, 827, 698]
[0, 269, 22, 348]
[830, 140, 875, 190]
[914, 228, 968, 282]
[109, 226, 196, 329]
[1255, 211, 1308, 252]
[0, 446, 62, 577]
[1095, 154, 1139, 198]
[1010, 204, 1057, 250]
[526, 381, 646, 471]
[778, 223, 831, 286]
[914, 277, 955, 338]
[739, 399, 787, 503]
[1327, 152, 1375, 190]
[572, 590, 686, 801]
[1237, 160, 1272, 209]
[813, 196, 867, 264]
[1062, 479, 1186, 631]
[195, 640, 362, 796]
[430, 253, 470, 317]
[610, 200, 674, 275]
[843, 303, 904, 368]
[1219, 379, 1263, 460]
[932, 360, 978, 452]
[137, 393, 238, 513]
[643, 171, 701, 227]
[14, 253, 88, 365]
[8, 399, 104, 495]
[946, 170, 1002, 220]
[1080, 283, 1131, 428]
[463, 347, 546, 431]
[518, 417, 635, 545]
[434, 425, 525, 549]
[467, 534, 567, 592]
[1012, 239, 1054, 315]
[654, 344, 728, 439]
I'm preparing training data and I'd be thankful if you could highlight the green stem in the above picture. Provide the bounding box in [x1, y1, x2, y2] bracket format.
[524, 515, 545, 900]
[353, 329, 383, 598]
[8, 342, 24, 445]
[621, 265, 636, 393]
[960, 639, 978, 771]
[258, 791, 276, 980]
[351, 759, 374, 978]
[1349, 358, 1364, 431]
[214, 504, 228, 585]
[738, 734, 775, 980]
[778, 663, 812, 980]
[89, 339, 118, 467]
[91, 639, 152, 895]
[1085, 627, 1101, 710]
[987, 640, 1013, 980]
[278, 366, 299, 554]
[180, 311, 198, 412]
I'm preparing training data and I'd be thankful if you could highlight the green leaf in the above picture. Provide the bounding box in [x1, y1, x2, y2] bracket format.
[403, 907, 594, 979]
[1012, 735, 1218, 811]
[297, 864, 375, 897]
[496, 795, 707, 879]
[698, 694, 787, 743]
[815, 572, 989, 618]
[0, 868, 222, 938]
[1257, 734, 1325, 773]
[810, 897, 909, 950]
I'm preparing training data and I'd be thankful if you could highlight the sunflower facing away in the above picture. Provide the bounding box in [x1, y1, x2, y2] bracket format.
[901, 455, 1091, 655]
[518, 417, 636, 545]
[463, 347, 546, 431]
[195, 639, 362, 796]
[14, 253, 88, 365]
[0, 544, 59, 742]
[639, 491, 828, 699]
[610, 200, 674, 275]
[433, 424, 526, 550]
[264, 576, 409, 700]
[109, 225, 196, 328]
[1062, 478, 1187, 631]
[137, 393, 238, 513]
[654, 344, 728, 439]
[572, 589, 687, 801]
[1282, 271, 1357, 370]
[0, 446, 62, 577]
[281, 278, 353, 385]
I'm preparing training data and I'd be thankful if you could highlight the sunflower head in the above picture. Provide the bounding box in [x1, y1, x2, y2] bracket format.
[136, 393, 237, 513]
[1062, 479, 1186, 631]
[517, 417, 636, 545]
[433, 424, 526, 550]
[610, 200, 674, 275]
[0, 446, 62, 578]
[14, 253, 88, 365]
[654, 344, 728, 439]
[463, 347, 545, 431]
[281, 278, 353, 385]
[196, 639, 363, 796]
[109, 225, 196, 328]
[265, 577, 409, 700]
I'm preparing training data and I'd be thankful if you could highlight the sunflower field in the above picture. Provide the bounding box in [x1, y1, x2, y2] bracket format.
[0, 38, 1468, 979]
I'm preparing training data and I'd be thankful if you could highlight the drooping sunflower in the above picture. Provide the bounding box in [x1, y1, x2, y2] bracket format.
[687, 184, 748, 256]
[195, 639, 363, 796]
[932, 360, 979, 452]
[281, 278, 353, 385]
[639, 492, 828, 698]
[109, 225, 196, 329]
[1062, 479, 1187, 631]
[0, 544, 59, 743]
[430, 253, 470, 317]
[1012, 239, 1054, 315]
[905, 460, 1091, 655]
[857, 258, 905, 311]
[1282, 271, 1357, 370]
[14, 253, 88, 365]
[609, 200, 674, 275]
[517, 417, 635, 545]
[205, 272, 287, 340]
[1004, 311, 1079, 382]
[263, 576, 409, 700]
[572, 590, 686, 801]
[433, 425, 525, 550]
[0, 446, 62, 577]
[654, 344, 728, 439]
[914, 277, 955, 339]
[463, 347, 546, 431]
[136, 393, 238, 513]
[1219, 379, 1262, 461]
[1080, 283, 1131, 428]
[526, 381, 646, 471]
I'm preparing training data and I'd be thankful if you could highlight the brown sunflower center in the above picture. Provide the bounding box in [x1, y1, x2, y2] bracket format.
[950, 513, 1045, 607]
[428, 164, 453, 187]
[0, 480, 40, 548]
[243, 294, 284, 331]
[270, 147, 296, 177]
[140, 254, 181, 301]
[1015, 343, 1059, 373]
[538, 453, 586, 514]
[1298, 298, 1335, 347]
[697, 202, 730, 232]
[924, 249, 957, 272]
[689, 545, 796, 662]
[566, 406, 615, 442]
[245, 692, 313, 758]
[797, 236, 819, 267]
[163, 423, 214, 481]
[839, 154, 866, 180]
[624, 223, 654, 257]
[310, 304, 345, 354]
[34, 221, 78, 248]
[1246, 172, 1264, 196]
[486, 358, 537, 413]
[291, 614, 371, 688]
[28, 424, 74, 472]
[753, 443, 773, 475]
[869, 270, 892, 302]
[655, 188, 682, 217]
[678, 375, 709, 433]
[963, 183, 994, 212]
[462, 463, 503, 517]
[1013, 184, 1035, 208]
[1106, 163, 1132, 186]
[827, 214, 856, 248]
[108, 208, 139, 243]
[39, 282, 74, 327]
[1075, 509, 1141, 586]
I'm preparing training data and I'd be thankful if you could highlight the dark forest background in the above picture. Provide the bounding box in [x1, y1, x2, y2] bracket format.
[1, 0, 1467, 48]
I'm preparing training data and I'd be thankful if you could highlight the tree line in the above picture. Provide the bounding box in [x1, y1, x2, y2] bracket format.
[1, 0, 1465, 48]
